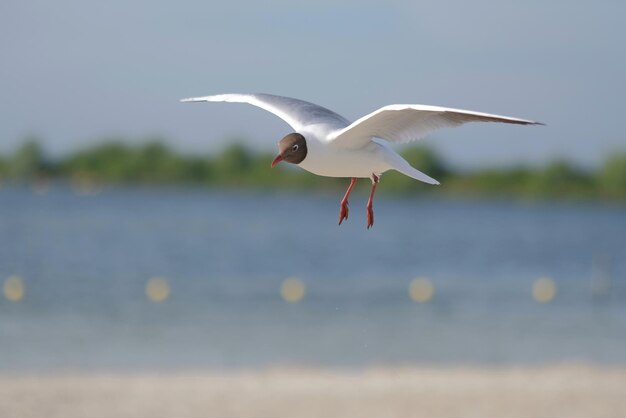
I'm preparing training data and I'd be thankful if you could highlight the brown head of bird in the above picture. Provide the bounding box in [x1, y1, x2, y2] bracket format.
[271, 133, 307, 167]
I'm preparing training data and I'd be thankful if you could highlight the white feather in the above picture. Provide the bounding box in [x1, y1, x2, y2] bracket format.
[329, 104, 543, 149]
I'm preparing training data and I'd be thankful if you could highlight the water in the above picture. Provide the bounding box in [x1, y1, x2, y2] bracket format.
[1, 186, 625, 371]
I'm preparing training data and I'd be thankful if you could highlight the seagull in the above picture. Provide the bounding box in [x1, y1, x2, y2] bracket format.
[181, 93, 542, 228]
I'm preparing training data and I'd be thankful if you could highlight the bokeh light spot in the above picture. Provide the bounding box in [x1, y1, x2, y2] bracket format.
[280, 277, 306, 303]
[146, 277, 170, 302]
[3, 276, 25, 302]
[409, 277, 435, 303]
[533, 277, 557, 303]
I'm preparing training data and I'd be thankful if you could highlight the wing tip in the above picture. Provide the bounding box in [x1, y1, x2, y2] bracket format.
[180, 97, 202, 103]
[179, 94, 252, 104]
[517, 120, 546, 127]
[492, 118, 546, 126]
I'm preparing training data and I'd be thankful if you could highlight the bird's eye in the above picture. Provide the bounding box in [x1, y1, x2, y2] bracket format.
[292, 144, 299, 152]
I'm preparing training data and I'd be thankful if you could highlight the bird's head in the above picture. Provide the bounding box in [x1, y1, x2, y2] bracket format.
[271, 133, 307, 167]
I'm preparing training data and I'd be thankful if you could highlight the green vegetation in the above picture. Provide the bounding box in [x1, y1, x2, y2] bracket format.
[1, 138, 625, 200]
[598, 152, 626, 199]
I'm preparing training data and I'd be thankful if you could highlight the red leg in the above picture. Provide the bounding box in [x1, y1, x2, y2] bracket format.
[366, 174, 379, 229]
[338, 177, 357, 225]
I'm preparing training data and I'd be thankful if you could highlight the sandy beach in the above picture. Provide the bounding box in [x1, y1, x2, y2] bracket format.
[1, 365, 625, 418]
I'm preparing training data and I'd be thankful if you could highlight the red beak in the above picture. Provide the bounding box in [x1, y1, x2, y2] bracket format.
[271, 154, 283, 168]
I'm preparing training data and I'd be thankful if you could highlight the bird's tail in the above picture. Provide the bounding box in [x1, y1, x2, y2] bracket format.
[393, 161, 440, 185]
[377, 141, 440, 185]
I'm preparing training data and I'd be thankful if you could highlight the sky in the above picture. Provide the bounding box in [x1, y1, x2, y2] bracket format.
[1, 0, 625, 168]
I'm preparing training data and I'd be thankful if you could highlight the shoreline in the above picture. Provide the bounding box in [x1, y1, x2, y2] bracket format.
[2, 364, 625, 418]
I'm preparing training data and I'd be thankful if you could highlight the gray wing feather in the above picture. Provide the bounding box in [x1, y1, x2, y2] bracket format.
[181, 93, 350, 132]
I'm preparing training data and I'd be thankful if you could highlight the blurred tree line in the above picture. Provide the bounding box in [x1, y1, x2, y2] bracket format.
[0, 137, 625, 200]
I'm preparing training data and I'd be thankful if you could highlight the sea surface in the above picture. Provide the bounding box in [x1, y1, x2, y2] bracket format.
[1, 185, 625, 371]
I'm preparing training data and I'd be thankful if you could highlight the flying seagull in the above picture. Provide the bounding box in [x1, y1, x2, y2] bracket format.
[181, 93, 542, 228]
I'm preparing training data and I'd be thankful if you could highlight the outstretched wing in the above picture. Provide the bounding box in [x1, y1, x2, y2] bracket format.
[329, 104, 543, 149]
[181, 93, 350, 132]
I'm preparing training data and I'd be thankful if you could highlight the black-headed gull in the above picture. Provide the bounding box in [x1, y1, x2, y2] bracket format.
[181, 93, 542, 228]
